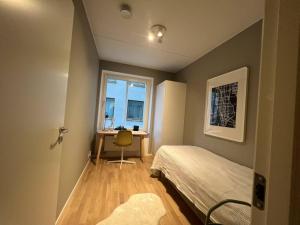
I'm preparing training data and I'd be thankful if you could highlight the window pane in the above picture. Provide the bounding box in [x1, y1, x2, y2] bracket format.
[125, 81, 146, 128]
[127, 100, 144, 121]
[105, 97, 115, 119]
[105, 79, 127, 128]
[104, 78, 146, 129]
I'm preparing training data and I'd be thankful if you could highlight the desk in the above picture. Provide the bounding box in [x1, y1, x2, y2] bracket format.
[96, 130, 149, 165]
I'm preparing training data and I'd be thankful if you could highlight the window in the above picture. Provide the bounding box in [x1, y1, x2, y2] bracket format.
[98, 71, 153, 131]
[105, 97, 115, 119]
[127, 100, 144, 121]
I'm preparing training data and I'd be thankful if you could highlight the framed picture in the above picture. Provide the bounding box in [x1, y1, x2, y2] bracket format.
[204, 67, 248, 142]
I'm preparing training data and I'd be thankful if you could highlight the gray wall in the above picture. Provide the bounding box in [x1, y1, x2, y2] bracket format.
[175, 21, 262, 167]
[57, 0, 99, 216]
[99, 60, 175, 154]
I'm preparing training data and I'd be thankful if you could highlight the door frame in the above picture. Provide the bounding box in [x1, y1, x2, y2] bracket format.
[252, 0, 300, 224]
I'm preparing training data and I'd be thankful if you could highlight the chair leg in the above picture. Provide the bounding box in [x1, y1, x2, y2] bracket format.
[107, 146, 136, 168]
[120, 147, 124, 169]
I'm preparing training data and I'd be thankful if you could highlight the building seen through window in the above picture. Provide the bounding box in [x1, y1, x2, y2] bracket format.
[104, 78, 146, 129]
[127, 100, 144, 121]
[105, 97, 115, 119]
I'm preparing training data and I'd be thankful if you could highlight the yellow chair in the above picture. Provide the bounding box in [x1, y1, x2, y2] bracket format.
[107, 130, 136, 168]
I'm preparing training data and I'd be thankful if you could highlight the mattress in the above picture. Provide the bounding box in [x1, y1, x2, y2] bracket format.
[151, 145, 253, 225]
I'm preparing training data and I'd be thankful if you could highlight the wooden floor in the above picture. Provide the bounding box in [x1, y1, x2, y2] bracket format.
[57, 157, 201, 225]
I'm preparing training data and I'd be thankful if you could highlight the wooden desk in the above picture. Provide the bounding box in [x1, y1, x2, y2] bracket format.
[96, 130, 149, 165]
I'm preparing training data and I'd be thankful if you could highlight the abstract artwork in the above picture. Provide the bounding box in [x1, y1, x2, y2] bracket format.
[210, 82, 238, 128]
[204, 67, 248, 142]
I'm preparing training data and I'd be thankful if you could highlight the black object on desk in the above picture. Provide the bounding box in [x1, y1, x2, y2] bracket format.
[115, 126, 127, 131]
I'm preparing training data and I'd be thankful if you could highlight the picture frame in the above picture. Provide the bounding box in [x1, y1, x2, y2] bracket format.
[204, 67, 248, 142]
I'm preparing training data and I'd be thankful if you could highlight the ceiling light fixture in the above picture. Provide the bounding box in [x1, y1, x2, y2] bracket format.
[149, 24, 167, 43]
[120, 3, 132, 19]
[157, 31, 163, 37]
[148, 33, 154, 42]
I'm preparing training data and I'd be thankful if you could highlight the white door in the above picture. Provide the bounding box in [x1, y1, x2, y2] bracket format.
[0, 1, 74, 225]
[251, 0, 300, 224]
[162, 81, 186, 146]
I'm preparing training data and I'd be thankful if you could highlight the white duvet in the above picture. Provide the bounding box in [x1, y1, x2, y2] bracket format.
[151, 145, 253, 225]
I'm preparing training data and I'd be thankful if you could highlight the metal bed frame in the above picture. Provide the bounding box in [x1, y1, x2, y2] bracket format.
[156, 171, 251, 225]
[204, 199, 251, 225]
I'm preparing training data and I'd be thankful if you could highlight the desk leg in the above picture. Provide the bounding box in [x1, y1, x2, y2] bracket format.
[140, 136, 144, 162]
[96, 135, 104, 165]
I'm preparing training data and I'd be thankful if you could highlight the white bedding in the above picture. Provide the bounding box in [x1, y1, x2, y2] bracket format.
[151, 145, 253, 225]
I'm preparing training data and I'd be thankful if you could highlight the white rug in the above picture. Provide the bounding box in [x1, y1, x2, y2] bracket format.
[96, 193, 166, 225]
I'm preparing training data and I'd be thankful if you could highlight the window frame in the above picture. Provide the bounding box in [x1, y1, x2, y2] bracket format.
[97, 70, 153, 132]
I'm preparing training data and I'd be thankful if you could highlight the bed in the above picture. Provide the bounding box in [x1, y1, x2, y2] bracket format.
[151, 145, 253, 225]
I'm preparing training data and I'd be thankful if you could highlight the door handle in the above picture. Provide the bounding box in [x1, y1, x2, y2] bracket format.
[50, 127, 69, 149]
[59, 127, 69, 135]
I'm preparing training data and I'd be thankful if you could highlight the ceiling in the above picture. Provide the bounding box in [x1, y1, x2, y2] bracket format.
[83, 0, 264, 73]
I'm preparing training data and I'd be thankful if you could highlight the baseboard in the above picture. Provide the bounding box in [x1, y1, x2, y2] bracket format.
[55, 160, 90, 225]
